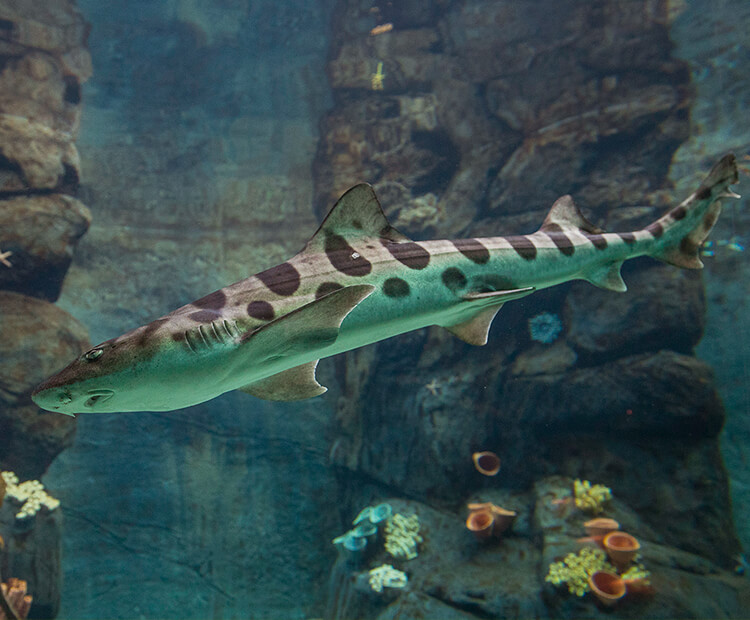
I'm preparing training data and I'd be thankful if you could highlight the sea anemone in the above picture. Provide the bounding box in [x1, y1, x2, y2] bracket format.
[528, 312, 563, 344]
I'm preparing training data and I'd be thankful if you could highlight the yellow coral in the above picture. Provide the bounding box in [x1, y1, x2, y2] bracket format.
[545, 548, 616, 596]
[384, 513, 422, 560]
[621, 558, 651, 584]
[574, 479, 612, 514]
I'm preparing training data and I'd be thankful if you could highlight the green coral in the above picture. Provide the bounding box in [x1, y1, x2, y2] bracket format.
[545, 548, 616, 596]
[574, 479, 612, 514]
[384, 513, 422, 560]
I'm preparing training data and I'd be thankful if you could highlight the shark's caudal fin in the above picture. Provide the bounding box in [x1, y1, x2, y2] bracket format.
[651, 153, 740, 269]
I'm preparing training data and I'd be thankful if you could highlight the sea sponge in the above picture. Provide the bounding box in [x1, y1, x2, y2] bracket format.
[574, 479, 612, 514]
[546, 548, 616, 596]
[368, 564, 408, 593]
[384, 513, 422, 560]
[0, 471, 60, 520]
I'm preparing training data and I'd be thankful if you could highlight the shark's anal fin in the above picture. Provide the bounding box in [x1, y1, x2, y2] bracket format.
[236, 284, 375, 400]
[240, 360, 326, 401]
[444, 286, 535, 346]
[581, 261, 627, 292]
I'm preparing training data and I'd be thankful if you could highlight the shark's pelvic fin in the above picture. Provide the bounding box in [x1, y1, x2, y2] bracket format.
[302, 183, 410, 253]
[241, 283, 375, 355]
[445, 286, 536, 345]
[539, 195, 603, 234]
[444, 306, 504, 346]
[581, 261, 627, 292]
[240, 360, 326, 401]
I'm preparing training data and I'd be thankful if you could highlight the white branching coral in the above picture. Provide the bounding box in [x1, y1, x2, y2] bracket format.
[368, 564, 408, 593]
[384, 513, 422, 560]
[0, 471, 60, 520]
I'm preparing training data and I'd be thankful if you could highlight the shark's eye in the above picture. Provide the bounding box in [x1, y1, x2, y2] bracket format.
[83, 348, 103, 362]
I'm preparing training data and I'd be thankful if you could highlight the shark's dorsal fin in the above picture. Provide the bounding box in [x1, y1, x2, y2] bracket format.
[240, 360, 326, 401]
[443, 287, 536, 346]
[302, 184, 411, 253]
[539, 195, 603, 234]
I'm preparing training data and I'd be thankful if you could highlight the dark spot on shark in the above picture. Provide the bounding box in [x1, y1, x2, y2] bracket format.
[257, 261, 301, 295]
[671, 205, 687, 220]
[586, 233, 608, 250]
[247, 300, 275, 321]
[383, 277, 410, 298]
[696, 186, 711, 201]
[619, 233, 637, 245]
[646, 222, 664, 238]
[507, 236, 537, 260]
[442, 267, 467, 292]
[452, 239, 490, 264]
[189, 310, 222, 323]
[316, 281, 343, 300]
[193, 289, 226, 310]
[546, 232, 575, 256]
[382, 240, 430, 269]
[352, 219, 363, 230]
[324, 232, 372, 276]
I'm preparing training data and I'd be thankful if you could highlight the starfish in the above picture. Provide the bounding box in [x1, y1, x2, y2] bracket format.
[424, 379, 441, 396]
[0, 249, 12, 268]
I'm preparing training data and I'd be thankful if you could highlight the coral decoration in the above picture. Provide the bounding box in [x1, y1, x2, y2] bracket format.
[603, 531, 641, 569]
[466, 508, 494, 540]
[367, 564, 407, 593]
[384, 513, 422, 560]
[0, 475, 5, 508]
[588, 570, 626, 606]
[573, 479, 612, 514]
[583, 518, 619, 537]
[0, 472, 60, 520]
[472, 451, 501, 476]
[466, 502, 517, 539]
[0, 578, 32, 620]
[545, 548, 616, 596]
[528, 312, 563, 344]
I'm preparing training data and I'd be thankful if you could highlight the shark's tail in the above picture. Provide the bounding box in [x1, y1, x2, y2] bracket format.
[649, 154, 740, 269]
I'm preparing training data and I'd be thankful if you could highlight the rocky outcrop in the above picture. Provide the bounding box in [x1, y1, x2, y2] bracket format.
[0, 5, 91, 616]
[0, 292, 87, 478]
[325, 486, 750, 620]
[314, 1, 743, 612]
[0, 0, 91, 467]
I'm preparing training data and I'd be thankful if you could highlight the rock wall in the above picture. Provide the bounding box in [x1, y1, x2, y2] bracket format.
[0, 2, 92, 617]
[0, 0, 90, 481]
[311, 1, 748, 616]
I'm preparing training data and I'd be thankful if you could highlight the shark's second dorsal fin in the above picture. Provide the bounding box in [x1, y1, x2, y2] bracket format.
[302, 184, 411, 253]
[539, 195, 603, 234]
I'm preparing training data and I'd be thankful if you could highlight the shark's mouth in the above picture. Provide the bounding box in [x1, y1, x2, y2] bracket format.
[85, 389, 115, 408]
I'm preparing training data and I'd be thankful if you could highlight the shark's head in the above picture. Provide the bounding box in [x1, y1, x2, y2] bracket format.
[31, 321, 188, 415]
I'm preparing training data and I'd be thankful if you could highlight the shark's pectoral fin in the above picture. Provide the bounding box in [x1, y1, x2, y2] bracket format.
[581, 261, 627, 292]
[443, 286, 535, 346]
[240, 360, 326, 401]
[242, 283, 375, 356]
[235, 284, 374, 398]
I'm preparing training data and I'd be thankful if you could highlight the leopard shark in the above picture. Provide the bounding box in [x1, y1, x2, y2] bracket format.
[32, 154, 739, 415]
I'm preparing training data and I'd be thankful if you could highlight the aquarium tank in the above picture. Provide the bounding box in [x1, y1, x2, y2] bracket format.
[1, 0, 749, 618]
